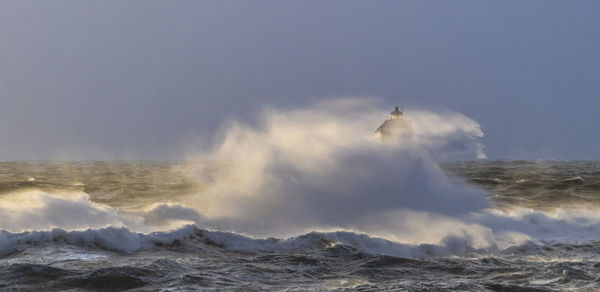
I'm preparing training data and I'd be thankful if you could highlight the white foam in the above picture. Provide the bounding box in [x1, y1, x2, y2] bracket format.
[0, 225, 200, 254]
[0, 225, 481, 258]
[184, 98, 489, 240]
[0, 190, 127, 232]
[0, 190, 206, 234]
[2, 98, 599, 257]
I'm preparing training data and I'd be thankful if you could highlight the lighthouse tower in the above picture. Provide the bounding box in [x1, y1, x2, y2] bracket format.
[389, 106, 403, 120]
[375, 106, 411, 142]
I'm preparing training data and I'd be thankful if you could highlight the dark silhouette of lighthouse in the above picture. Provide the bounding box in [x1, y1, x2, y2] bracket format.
[375, 106, 411, 142]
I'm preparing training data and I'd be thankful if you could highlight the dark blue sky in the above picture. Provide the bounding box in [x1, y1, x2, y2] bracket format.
[1, 1, 599, 160]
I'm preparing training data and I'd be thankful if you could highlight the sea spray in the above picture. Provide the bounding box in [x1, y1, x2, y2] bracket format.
[183, 98, 491, 243]
[4, 156, 600, 290]
[3, 99, 600, 257]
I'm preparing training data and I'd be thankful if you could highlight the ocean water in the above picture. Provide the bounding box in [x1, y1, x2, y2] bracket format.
[1, 100, 599, 291]
[1, 160, 600, 291]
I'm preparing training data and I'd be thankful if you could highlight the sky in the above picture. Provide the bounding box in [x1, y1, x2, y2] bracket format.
[0, 0, 599, 160]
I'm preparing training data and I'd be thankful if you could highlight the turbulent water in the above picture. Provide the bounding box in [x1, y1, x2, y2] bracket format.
[1, 160, 600, 291]
[2, 100, 600, 291]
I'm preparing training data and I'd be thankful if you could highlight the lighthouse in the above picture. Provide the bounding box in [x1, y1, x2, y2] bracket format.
[375, 106, 411, 142]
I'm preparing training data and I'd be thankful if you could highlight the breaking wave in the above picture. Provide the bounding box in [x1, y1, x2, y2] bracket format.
[0, 224, 507, 258]
[2, 98, 600, 259]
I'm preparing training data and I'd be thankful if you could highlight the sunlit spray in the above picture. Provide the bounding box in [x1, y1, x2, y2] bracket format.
[3, 98, 600, 258]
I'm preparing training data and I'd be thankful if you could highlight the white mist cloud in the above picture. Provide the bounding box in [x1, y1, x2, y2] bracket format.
[4, 99, 600, 257]
[185, 98, 490, 239]
[0, 190, 126, 232]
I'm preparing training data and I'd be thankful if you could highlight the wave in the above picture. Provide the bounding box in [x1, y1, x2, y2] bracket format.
[3, 99, 600, 259]
[4, 220, 600, 260]
[0, 224, 488, 258]
[3, 188, 600, 258]
[182, 98, 490, 239]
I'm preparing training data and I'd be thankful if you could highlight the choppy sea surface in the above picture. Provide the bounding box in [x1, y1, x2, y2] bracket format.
[2, 160, 600, 291]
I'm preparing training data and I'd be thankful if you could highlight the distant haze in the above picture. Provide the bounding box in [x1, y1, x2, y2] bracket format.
[1, 0, 599, 160]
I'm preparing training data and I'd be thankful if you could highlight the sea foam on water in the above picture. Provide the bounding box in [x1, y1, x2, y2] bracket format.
[2, 98, 600, 258]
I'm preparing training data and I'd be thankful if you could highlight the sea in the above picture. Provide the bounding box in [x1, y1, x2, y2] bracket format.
[1, 160, 600, 291]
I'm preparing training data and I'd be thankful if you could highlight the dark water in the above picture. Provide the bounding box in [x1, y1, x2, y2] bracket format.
[444, 160, 600, 210]
[2, 161, 600, 291]
[4, 232, 600, 291]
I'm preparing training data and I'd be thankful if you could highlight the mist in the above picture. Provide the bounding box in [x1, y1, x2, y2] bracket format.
[183, 98, 488, 237]
[4, 99, 600, 259]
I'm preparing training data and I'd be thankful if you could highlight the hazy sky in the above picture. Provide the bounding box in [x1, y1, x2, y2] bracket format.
[1, 1, 599, 160]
